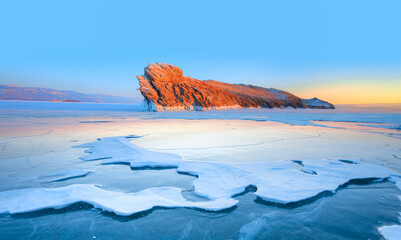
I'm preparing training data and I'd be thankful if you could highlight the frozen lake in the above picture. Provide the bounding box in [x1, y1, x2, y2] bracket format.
[0, 101, 401, 239]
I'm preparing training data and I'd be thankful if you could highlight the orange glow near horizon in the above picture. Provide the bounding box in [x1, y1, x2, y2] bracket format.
[288, 78, 401, 104]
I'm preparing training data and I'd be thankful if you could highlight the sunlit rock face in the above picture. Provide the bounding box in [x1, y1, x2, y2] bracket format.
[137, 63, 334, 111]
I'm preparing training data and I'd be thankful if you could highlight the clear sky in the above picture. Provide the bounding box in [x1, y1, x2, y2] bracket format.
[0, 0, 400, 104]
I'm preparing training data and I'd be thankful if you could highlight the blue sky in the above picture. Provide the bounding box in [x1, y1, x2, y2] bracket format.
[0, 0, 400, 102]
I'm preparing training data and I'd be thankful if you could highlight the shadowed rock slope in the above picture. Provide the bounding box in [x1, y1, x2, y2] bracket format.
[137, 63, 334, 111]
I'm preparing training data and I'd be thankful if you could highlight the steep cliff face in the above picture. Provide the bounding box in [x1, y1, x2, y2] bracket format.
[137, 63, 334, 111]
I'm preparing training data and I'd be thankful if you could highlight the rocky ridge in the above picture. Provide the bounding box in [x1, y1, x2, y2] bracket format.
[137, 63, 334, 111]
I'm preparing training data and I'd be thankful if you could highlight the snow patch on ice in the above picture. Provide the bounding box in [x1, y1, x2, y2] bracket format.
[235, 158, 397, 204]
[0, 184, 237, 216]
[76, 137, 401, 205]
[177, 161, 254, 200]
[379, 225, 401, 240]
[75, 137, 182, 168]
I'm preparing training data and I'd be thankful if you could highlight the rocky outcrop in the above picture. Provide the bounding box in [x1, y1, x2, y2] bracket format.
[137, 63, 334, 111]
[301, 98, 335, 109]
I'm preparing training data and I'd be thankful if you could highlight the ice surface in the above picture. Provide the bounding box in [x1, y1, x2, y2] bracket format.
[0, 100, 142, 111]
[77, 137, 400, 204]
[1, 101, 400, 239]
[79, 121, 114, 123]
[44, 169, 91, 182]
[379, 225, 401, 240]
[359, 123, 401, 130]
[0, 184, 237, 216]
[141, 110, 401, 130]
[380, 176, 401, 239]
[237, 217, 267, 240]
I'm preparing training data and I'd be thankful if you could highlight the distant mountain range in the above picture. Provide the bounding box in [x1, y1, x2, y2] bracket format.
[0, 85, 140, 103]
